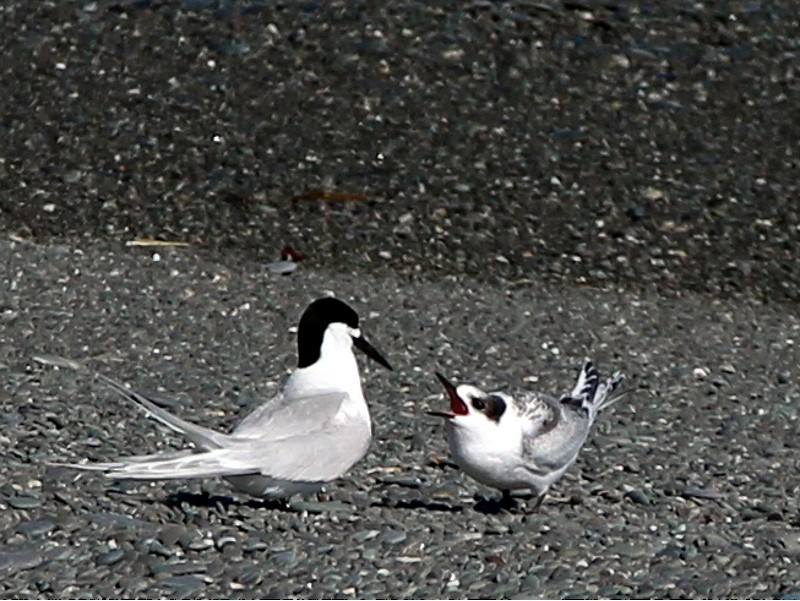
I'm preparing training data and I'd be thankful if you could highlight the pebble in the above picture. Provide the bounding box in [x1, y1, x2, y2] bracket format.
[0, 551, 43, 574]
[145, 539, 172, 558]
[5, 16, 800, 595]
[485, 523, 510, 535]
[265, 260, 298, 275]
[96, 548, 125, 566]
[158, 524, 188, 547]
[7, 495, 42, 509]
[271, 550, 297, 568]
[379, 530, 407, 545]
[288, 500, 351, 514]
[16, 519, 55, 538]
[215, 536, 238, 551]
[681, 487, 723, 500]
[352, 529, 381, 543]
[84, 513, 154, 529]
[244, 539, 268, 553]
[150, 561, 207, 577]
[625, 489, 652, 505]
[238, 564, 264, 586]
[161, 575, 205, 595]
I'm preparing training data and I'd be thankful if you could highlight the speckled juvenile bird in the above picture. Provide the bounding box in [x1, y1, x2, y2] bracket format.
[430, 361, 623, 512]
[52, 297, 392, 500]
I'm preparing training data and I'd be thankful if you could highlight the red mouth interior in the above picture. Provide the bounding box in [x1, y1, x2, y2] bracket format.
[446, 387, 469, 416]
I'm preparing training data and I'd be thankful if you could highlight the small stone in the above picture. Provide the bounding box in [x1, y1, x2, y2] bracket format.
[0, 551, 43, 574]
[288, 500, 351, 514]
[609, 53, 630, 68]
[379, 530, 407, 545]
[271, 550, 297, 568]
[146, 540, 172, 558]
[265, 260, 298, 275]
[215, 536, 237, 551]
[352, 529, 380, 543]
[238, 564, 264, 585]
[625, 489, 652, 505]
[62, 170, 82, 183]
[626, 206, 646, 220]
[96, 548, 125, 566]
[681, 487, 723, 500]
[8, 495, 42, 509]
[777, 371, 791, 384]
[642, 187, 664, 200]
[158, 524, 187, 546]
[187, 538, 214, 551]
[485, 523, 510, 535]
[150, 561, 207, 577]
[161, 575, 204, 594]
[244, 539, 268, 553]
[16, 519, 55, 538]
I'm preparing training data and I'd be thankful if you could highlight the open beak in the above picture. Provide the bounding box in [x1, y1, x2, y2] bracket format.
[353, 335, 393, 370]
[428, 371, 468, 418]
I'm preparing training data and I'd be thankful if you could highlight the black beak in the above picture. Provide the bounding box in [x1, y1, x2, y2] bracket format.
[353, 335, 393, 370]
[435, 371, 456, 395]
[430, 371, 469, 418]
[427, 410, 456, 418]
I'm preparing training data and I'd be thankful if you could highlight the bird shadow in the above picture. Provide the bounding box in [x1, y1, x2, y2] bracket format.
[471, 491, 543, 515]
[473, 497, 517, 515]
[376, 497, 464, 514]
[163, 491, 291, 512]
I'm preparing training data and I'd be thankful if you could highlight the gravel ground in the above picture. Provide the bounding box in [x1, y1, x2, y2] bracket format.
[2, 0, 800, 598]
[1, 0, 799, 301]
[2, 241, 799, 599]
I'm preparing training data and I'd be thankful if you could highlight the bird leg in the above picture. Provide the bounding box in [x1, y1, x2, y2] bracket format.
[525, 493, 546, 514]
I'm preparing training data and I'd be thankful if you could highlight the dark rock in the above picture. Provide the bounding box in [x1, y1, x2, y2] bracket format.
[96, 548, 125, 566]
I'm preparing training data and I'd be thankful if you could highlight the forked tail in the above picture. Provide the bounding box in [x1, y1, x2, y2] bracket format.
[560, 360, 624, 417]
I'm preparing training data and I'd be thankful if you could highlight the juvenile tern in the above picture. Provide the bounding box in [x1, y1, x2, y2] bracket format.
[430, 360, 623, 512]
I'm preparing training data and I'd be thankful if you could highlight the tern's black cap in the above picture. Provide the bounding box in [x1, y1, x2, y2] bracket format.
[296, 298, 360, 368]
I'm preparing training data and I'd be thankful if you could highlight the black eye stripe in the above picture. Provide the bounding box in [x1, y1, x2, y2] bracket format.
[473, 395, 506, 422]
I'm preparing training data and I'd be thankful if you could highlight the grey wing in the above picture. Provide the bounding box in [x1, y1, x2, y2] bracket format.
[243, 418, 371, 482]
[234, 391, 371, 481]
[72, 392, 366, 483]
[79, 431, 365, 483]
[233, 390, 347, 440]
[518, 392, 590, 470]
[517, 392, 562, 439]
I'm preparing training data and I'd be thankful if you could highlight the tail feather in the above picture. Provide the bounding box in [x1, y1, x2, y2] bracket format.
[58, 448, 253, 481]
[597, 371, 626, 411]
[95, 374, 229, 451]
[561, 360, 624, 416]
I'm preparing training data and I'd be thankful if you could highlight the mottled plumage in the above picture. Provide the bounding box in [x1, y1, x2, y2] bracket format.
[431, 361, 623, 511]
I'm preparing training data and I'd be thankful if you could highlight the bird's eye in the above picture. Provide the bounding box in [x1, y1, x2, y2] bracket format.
[472, 397, 485, 411]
